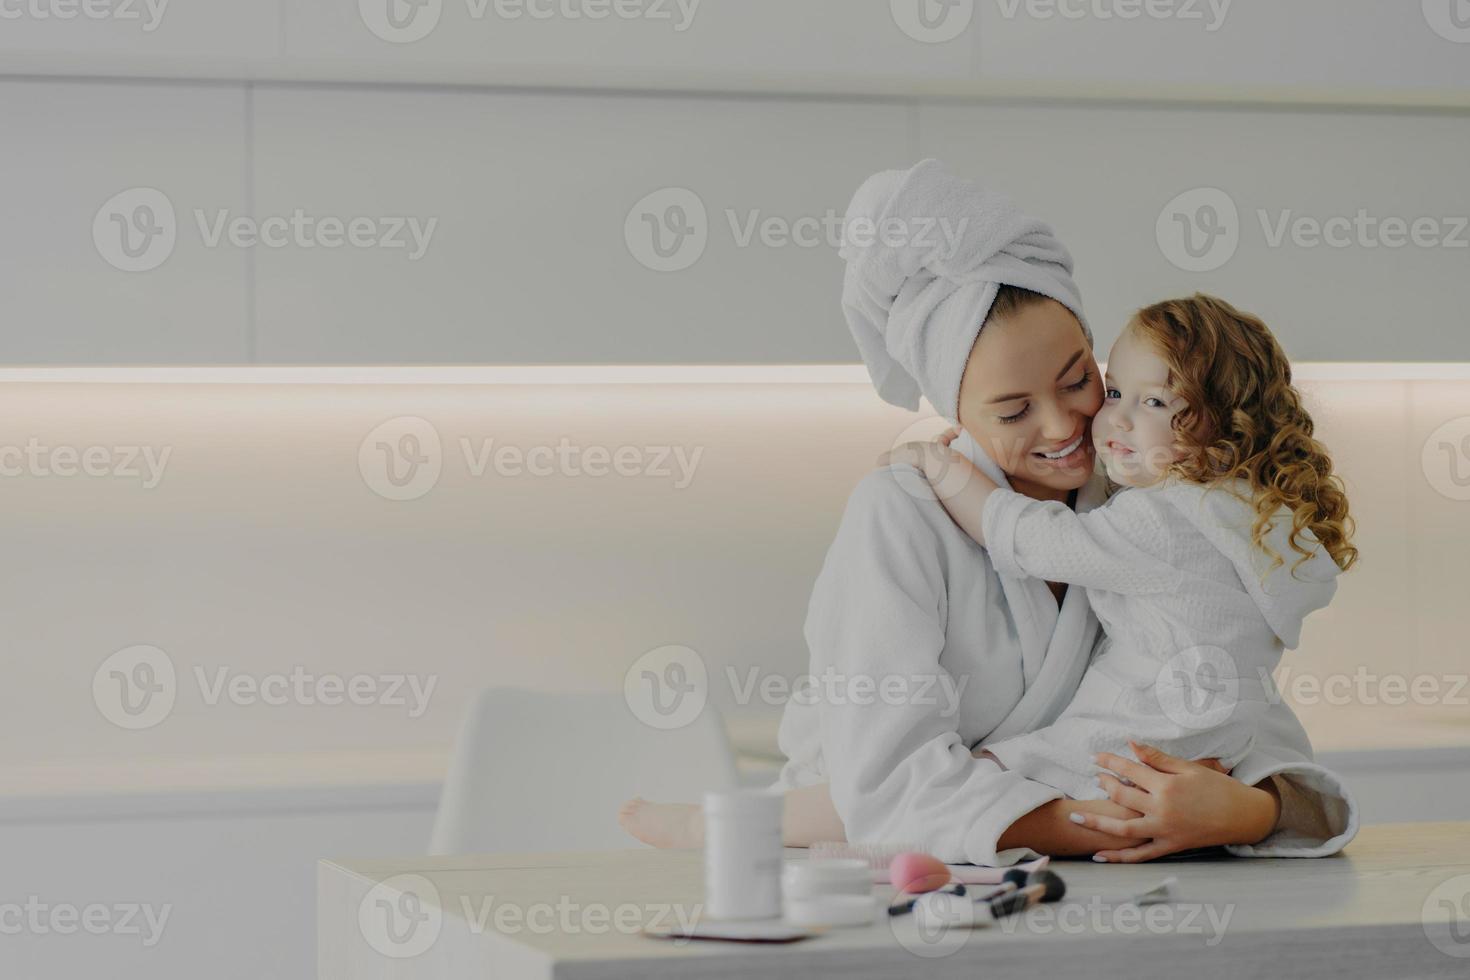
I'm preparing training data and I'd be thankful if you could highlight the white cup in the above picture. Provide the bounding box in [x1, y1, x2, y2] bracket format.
[703, 790, 784, 921]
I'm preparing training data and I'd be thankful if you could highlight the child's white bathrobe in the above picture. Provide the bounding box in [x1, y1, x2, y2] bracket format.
[773, 434, 1357, 866]
[980, 475, 1340, 802]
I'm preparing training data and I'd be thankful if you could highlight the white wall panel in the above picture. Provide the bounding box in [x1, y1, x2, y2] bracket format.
[976, 0, 1470, 94]
[0, 0, 279, 60]
[250, 85, 913, 363]
[0, 80, 251, 363]
[281, 0, 978, 82]
[918, 101, 1470, 362]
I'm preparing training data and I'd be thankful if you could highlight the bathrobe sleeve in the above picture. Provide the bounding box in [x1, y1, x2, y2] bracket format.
[806, 470, 1066, 866]
[1225, 700, 1359, 857]
[980, 487, 1180, 595]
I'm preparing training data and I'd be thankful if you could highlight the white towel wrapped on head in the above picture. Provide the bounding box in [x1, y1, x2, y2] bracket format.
[840, 159, 1089, 421]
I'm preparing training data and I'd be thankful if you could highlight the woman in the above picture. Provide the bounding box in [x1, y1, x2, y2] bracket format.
[622, 160, 1356, 864]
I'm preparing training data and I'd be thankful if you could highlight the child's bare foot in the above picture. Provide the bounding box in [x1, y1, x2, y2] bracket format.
[618, 797, 705, 849]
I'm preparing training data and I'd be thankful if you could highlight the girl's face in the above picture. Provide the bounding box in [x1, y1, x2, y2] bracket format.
[956, 299, 1104, 502]
[1093, 327, 1188, 487]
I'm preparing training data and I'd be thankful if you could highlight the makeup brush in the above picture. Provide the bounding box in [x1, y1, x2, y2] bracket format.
[978, 869, 1067, 922]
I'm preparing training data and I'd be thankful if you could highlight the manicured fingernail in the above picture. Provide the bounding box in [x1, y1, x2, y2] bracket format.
[1092, 855, 1108, 863]
[1069, 812, 1085, 824]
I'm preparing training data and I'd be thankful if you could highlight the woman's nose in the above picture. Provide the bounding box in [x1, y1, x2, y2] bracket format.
[1039, 402, 1076, 441]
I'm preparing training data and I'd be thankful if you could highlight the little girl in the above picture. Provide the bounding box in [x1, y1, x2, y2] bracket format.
[907, 293, 1358, 801]
[621, 294, 1356, 847]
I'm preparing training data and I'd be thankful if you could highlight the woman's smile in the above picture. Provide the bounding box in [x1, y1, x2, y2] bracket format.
[1031, 425, 1095, 471]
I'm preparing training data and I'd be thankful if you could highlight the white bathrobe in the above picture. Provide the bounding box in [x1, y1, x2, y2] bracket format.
[980, 478, 1340, 801]
[773, 434, 1358, 866]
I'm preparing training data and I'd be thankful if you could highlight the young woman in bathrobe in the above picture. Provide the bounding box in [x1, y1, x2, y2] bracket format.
[620, 161, 1357, 864]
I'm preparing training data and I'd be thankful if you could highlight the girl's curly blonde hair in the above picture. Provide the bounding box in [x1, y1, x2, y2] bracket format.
[1128, 294, 1358, 575]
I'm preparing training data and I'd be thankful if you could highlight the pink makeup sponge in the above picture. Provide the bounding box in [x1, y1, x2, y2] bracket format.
[888, 852, 951, 893]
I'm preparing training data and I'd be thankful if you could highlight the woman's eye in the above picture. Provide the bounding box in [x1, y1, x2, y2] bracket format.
[997, 405, 1030, 424]
[1063, 369, 1093, 392]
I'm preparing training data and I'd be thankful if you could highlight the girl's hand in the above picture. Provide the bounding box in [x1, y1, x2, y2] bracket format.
[877, 441, 928, 471]
[877, 440, 951, 480]
[1068, 742, 1281, 863]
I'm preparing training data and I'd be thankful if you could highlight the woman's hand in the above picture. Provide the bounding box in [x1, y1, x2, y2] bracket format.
[998, 797, 1148, 858]
[1068, 742, 1282, 863]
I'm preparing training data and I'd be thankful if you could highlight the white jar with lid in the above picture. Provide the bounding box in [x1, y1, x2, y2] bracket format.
[703, 789, 783, 920]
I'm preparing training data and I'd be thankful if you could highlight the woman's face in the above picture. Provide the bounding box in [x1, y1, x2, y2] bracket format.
[956, 299, 1104, 501]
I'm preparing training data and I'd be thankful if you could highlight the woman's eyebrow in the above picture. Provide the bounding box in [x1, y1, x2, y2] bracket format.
[986, 349, 1086, 403]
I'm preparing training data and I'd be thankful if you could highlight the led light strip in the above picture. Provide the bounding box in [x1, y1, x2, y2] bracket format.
[0, 364, 1464, 384]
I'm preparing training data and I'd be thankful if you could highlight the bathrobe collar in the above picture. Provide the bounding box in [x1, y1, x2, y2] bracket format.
[950, 431, 1110, 741]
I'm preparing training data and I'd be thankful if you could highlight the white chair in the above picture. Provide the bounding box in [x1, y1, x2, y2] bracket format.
[429, 687, 739, 854]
